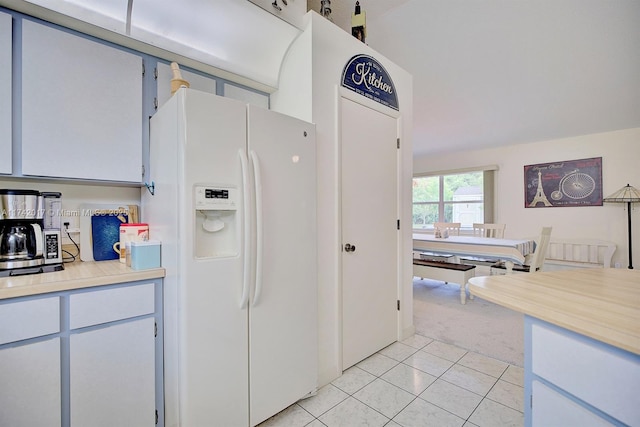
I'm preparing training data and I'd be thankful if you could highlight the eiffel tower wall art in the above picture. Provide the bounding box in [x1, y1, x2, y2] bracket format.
[524, 157, 603, 208]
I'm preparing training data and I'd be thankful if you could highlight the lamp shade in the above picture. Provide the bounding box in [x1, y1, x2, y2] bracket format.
[603, 184, 640, 203]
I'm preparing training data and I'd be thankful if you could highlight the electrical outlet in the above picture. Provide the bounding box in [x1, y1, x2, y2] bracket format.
[614, 262, 622, 268]
[66, 228, 81, 234]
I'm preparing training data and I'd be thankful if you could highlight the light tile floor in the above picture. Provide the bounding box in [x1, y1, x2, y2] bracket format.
[258, 334, 524, 427]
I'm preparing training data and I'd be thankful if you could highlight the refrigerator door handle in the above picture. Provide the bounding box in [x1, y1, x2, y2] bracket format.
[238, 149, 251, 309]
[250, 150, 264, 307]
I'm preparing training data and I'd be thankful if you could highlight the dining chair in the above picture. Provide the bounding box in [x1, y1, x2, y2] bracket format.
[472, 223, 506, 238]
[490, 226, 553, 274]
[433, 222, 461, 236]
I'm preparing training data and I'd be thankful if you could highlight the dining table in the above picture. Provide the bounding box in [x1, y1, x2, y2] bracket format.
[412, 233, 536, 272]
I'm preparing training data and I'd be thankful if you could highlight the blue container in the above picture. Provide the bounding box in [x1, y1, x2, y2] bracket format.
[130, 240, 161, 270]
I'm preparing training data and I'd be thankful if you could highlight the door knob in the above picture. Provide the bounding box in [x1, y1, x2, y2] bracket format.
[344, 243, 356, 252]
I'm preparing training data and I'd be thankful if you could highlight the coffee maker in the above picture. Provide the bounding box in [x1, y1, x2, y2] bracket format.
[0, 189, 64, 277]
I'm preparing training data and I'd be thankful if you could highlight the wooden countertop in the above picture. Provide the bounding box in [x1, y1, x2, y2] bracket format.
[468, 269, 640, 355]
[0, 260, 165, 300]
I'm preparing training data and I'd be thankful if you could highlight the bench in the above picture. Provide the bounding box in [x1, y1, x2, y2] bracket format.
[413, 259, 476, 305]
[544, 239, 617, 271]
[412, 250, 457, 263]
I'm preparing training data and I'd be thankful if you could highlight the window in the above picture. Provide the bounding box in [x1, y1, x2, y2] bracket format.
[413, 169, 495, 230]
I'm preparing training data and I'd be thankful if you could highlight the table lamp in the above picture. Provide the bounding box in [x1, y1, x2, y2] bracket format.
[603, 184, 640, 269]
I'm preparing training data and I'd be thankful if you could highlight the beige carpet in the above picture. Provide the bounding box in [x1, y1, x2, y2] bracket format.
[413, 277, 524, 367]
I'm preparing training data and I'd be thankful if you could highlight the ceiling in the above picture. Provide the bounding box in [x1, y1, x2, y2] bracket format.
[309, 0, 640, 157]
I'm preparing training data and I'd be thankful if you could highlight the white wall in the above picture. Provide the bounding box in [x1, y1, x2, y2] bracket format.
[413, 128, 640, 269]
[0, 179, 140, 246]
[272, 11, 414, 387]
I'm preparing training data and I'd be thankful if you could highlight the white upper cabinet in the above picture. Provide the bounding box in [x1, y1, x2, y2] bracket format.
[21, 20, 143, 183]
[0, 12, 11, 175]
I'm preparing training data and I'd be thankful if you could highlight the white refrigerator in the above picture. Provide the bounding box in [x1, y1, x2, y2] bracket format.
[143, 88, 318, 427]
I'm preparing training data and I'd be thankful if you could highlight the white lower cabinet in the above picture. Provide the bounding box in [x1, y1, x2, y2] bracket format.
[69, 282, 159, 427]
[0, 337, 62, 427]
[70, 317, 156, 427]
[526, 317, 640, 427]
[0, 280, 162, 427]
[532, 380, 612, 427]
[0, 296, 60, 344]
[0, 295, 61, 426]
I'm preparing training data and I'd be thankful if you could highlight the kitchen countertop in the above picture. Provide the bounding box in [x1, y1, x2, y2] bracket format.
[468, 269, 640, 355]
[0, 260, 165, 300]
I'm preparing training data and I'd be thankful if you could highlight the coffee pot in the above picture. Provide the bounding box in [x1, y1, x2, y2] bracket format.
[3, 226, 27, 258]
[0, 189, 44, 270]
[0, 222, 43, 264]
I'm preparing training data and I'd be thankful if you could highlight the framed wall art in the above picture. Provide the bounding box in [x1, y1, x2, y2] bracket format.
[524, 157, 603, 208]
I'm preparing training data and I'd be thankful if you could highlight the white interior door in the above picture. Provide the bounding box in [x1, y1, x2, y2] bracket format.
[341, 97, 399, 370]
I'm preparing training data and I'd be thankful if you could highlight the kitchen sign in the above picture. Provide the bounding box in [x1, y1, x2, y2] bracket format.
[341, 54, 398, 111]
